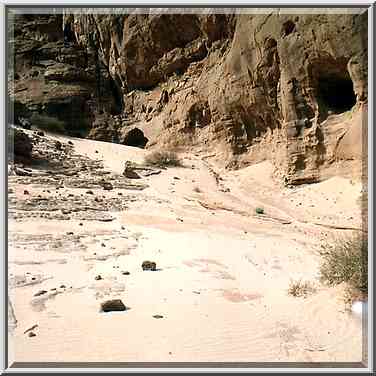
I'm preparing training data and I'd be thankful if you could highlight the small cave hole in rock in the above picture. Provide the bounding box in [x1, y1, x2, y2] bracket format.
[122, 128, 148, 149]
[317, 74, 356, 115]
[282, 20, 296, 36]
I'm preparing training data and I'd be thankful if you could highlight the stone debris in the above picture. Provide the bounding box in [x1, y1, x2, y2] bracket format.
[33, 290, 48, 297]
[142, 261, 157, 271]
[100, 299, 127, 312]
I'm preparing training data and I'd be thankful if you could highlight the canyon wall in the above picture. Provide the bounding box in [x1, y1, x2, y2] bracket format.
[8, 8, 368, 184]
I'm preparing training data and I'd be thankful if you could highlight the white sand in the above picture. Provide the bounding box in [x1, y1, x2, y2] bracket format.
[8, 135, 365, 364]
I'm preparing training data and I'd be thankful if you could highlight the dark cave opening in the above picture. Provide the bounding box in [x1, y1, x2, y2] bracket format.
[282, 20, 296, 37]
[122, 128, 148, 149]
[317, 74, 356, 115]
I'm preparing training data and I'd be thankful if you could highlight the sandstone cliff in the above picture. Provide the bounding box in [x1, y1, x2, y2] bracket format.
[8, 9, 368, 184]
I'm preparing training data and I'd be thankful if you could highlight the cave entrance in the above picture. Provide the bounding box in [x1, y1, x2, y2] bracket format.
[317, 74, 356, 115]
[122, 128, 148, 149]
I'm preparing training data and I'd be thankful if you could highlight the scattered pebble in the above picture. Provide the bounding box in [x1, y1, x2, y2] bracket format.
[33, 290, 47, 297]
[23, 190, 29, 195]
[153, 314, 164, 319]
[28, 331, 36, 338]
[95, 275, 102, 281]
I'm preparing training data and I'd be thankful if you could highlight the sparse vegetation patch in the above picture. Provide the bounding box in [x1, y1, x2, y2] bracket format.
[319, 234, 367, 294]
[288, 279, 317, 298]
[144, 150, 182, 167]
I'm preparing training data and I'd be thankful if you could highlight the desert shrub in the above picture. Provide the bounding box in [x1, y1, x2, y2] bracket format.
[144, 150, 182, 167]
[288, 279, 317, 298]
[319, 234, 367, 293]
[30, 113, 66, 134]
[255, 207, 264, 214]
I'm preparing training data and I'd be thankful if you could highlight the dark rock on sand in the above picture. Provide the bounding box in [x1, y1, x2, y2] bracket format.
[102, 182, 113, 191]
[142, 261, 157, 271]
[15, 167, 32, 176]
[33, 290, 48, 297]
[100, 299, 127, 312]
[123, 161, 141, 179]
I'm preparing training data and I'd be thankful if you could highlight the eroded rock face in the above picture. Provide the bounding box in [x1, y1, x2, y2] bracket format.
[69, 10, 366, 182]
[10, 10, 368, 184]
[8, 14, 120, 137]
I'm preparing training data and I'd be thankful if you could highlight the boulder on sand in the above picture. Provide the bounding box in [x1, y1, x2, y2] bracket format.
[100, 299, 127, 312]
[142, 260, 157, 271]
[123, 161, 141, 179]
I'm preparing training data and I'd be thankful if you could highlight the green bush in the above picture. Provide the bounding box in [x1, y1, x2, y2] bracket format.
[30, 113, 66, 134]
[144, 150, 182, 167]
[255, 207, 264, 215]
[320, 234, 367, 293]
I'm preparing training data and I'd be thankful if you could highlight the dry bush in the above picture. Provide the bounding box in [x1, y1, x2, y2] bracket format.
[144, 150, 182, 167]
[288, 279, 317, 298]
[319, 234, 367, 294]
